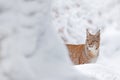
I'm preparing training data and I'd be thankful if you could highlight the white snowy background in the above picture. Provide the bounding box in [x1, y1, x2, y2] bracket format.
[0, 0, 120, 80]
[0, 0, 97, 80]
[52, 0, 120, 80]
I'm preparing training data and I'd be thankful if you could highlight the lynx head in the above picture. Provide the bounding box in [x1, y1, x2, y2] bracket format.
[86, 29, 100, 55]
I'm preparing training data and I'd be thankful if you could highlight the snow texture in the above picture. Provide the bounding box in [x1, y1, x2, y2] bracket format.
[52, 0, 120, 80]
[0, 0, 97, 80]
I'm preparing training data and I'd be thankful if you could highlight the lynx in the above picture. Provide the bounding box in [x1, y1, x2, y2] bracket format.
[66, 29, 100, 65]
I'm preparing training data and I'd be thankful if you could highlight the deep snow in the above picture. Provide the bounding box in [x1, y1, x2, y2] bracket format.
[0, 0, 97, 80]
[0, 0, 120, 80]
[52, 0, 120, 80]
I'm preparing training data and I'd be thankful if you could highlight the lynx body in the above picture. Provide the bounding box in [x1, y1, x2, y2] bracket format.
[66, 29, 100, 65]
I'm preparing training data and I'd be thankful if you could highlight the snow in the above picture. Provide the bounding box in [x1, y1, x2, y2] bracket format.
[75, 64, 120, 80]
[52, 0, 120, 80]
[0, 0, 120, 80]
[0, 0, 97, 80]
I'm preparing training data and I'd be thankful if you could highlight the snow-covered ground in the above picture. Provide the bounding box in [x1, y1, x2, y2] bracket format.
[52, 0, 120, 80]
[0, 0, 120, 80]
[75, 63, 120, 80]
[0, 0, 98, 80]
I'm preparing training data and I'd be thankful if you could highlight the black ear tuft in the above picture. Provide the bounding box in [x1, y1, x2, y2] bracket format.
[96, 29, 100, 37]
[86, 28, 90, 36]
[86, 28, 92, 37]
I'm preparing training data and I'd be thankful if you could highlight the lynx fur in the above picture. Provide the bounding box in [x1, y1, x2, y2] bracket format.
[66, 29, 100, 65]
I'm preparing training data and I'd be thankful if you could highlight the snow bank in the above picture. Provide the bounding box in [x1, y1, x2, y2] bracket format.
[52, 0, 120, 80]
[0, 0, 97, 80]
[75, 64, 120, 80]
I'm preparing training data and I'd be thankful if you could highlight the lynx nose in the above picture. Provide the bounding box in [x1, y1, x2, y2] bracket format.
[89, 45, 93, 47]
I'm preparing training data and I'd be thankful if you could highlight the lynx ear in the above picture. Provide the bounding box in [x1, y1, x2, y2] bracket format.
[86, 29, 91, 37]
[96, 30, 100, 37]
